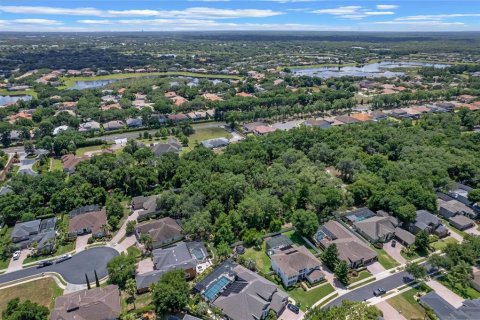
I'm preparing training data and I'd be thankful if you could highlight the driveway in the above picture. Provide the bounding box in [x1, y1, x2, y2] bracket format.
[6, 249, 30, 273]
[446, 226, 464, 243]
[367, 261, 386, 275]
[75, 234, 91, 252]
[383, 240, 406, 265]
[426, 279, 465, 308]
[320, 264, 347, 291]
[0, 247, 118, 285]
[375, 301, 407, 320]
[279, 306, 304, 320]
[464, 225, 480, 236]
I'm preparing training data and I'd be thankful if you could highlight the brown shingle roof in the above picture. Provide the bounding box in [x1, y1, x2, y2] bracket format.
[68, 208, 107, 236]
[135, 217, 182, 245]
[271, 245, 322, 277]
[50, 285, 121, 320]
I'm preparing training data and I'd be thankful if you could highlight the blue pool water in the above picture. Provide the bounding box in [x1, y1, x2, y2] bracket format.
[203, 276, 231, 301]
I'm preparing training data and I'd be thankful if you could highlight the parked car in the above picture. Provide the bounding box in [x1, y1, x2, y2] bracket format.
[55, 254, 72, 264]
[288, 303, 300, 314]
[403, 276, 413, 283]
[373, 288, 386, 296]
[391, 240, 396, 247]
[12, 251, 21, 260]
[37, 260, 53, 268]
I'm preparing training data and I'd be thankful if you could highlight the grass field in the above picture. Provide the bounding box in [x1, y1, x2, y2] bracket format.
[0, 88, 38, 98]
[243, 243, 271, 275]
[387, 284, 431, 320]
[348, 270, 373, 285]
[75, 145, 109, 156]
[373, 247, 400, 269]
[51, 159, 63, 172]
[431, 237, 458, 251]
[0, 277, 63, 313]
[289, 282, 335, 310]
[59, 72, 242, 89]
[180, 127, 232, 152]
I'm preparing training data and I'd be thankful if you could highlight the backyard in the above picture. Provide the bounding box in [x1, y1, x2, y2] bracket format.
[283, 230, 317, 254]
[184, 127, 232, 151]
[289, 282, 335, 311]
[243, 243, 271, 275]
[0, 277, 63, 313]
[387, 283, 432, 320]
[437, 275, 480, 299]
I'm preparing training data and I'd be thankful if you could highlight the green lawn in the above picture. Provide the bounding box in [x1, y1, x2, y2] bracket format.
[348, 270, 373, 285]
[0, 88, 38, 98]
[51, 159, 63, 172]
[283, 230, 317, 254]
[126, 245, 142, 261]
[0, 277, 63, 313]
[373, 247, 400, 269]
[75, 145, 109, 156]
[387, 284, 432, 320]
[23, 242, 75, 265]
[243, 243, 271, 275]
[289, 282, 335, 310]
[431, 237, 458, 251]
[437, 276, 480, 299]
[185, 127, 233, 150]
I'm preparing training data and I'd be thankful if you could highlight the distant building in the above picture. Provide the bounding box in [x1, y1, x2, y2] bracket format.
[201, 138, 229, 149]
[11, 218, 56, 253]
[68, 206, 108, 239]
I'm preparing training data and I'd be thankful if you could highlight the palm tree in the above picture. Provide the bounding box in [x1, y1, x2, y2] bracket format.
[125, 278, 137, 310]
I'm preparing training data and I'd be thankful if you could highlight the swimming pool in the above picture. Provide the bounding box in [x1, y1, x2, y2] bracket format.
[203, 276, 231, 301]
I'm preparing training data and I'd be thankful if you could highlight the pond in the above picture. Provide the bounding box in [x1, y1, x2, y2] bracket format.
[292, 61, 449, 79]
[68, 79, 121, 90]
[0, 95, 32, 106]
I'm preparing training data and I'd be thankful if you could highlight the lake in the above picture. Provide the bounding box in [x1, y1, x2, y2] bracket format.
[68, 79, 120, 90]
[0, 95, 32, 106]
[292, 61, 449, 79]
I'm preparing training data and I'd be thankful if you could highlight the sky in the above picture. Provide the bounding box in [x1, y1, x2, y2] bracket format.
[0, 0, 479, 32]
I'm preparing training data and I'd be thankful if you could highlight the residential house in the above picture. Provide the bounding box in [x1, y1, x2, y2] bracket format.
[447, 183, 474, 207]
[50, 285, 121, 320]
[271, 245, 324, 287]
[132, 195, 159, 221]
[472, 270, 480, 292]
[458, 95, 476, 103]
[61, 154, 87, 174]
[335, 115, 361, 124]
[103, 120, 124, 131]
[371, 111, 388, 121]
[343, 208, 376, 225]
[350, 113, 373, 122]
[389, 108, 410, 119]
[135, 217, 183, 249]
[419, 291, 480, 320]
[438, 197, 475, 219]
[53, 125, 69, 135]
[449, 215, 475, 231]
[314, 220, 377, 268]
[243, 122, 266, 133]
[353, 212, 399, 244]
[79, 121, 100, 132]
[68, 206, 108, 239]
[265, 235, 293, 256]
[394, 227, 416, 247]
[150, 138, 183, 157]
[11, 217, 56, 253]
[195, 260, 288, 320]
[201, 138, 229, 149]
[167, 113, 189, 122]
[254, 125, 277, 136]
[136, 241, 198, 293]
[303, 119, 332, 129]
[409, 210, 449, 238]
[126, 117, 143, 128]
[187, 111, 207, 121]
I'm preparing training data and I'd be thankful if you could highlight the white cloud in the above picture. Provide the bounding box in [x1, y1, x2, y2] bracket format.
[0, 5, 282, 19]
[312, 5, 396, 19]
[0, 6, 102, 16]
[375, 20, 465, 27]
[13, 19, 63, 25]
[376, 5, 399, 10]
[397, 14, 480, 21]
[77, 19, 112, 25]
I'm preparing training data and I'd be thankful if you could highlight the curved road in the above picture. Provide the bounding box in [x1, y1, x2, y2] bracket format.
[0, 247, 118, 285]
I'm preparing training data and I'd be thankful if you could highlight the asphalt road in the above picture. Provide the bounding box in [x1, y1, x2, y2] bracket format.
[0, 246, 118, 285]
[324, 270, 410, 308]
